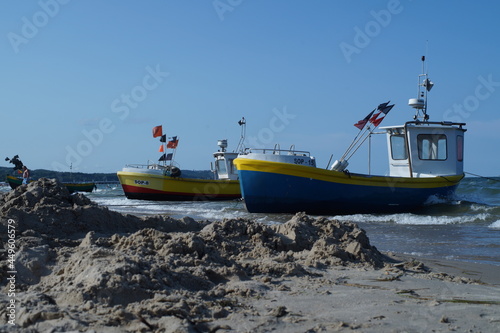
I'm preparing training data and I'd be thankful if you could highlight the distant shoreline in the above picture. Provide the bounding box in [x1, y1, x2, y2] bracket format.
[0, 166, 213, 183]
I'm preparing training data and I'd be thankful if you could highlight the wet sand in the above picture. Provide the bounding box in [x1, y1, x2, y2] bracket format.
[1, 179, 498, 332]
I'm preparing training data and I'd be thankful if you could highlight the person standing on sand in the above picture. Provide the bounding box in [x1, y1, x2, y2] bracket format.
[22, 165, 30, 184]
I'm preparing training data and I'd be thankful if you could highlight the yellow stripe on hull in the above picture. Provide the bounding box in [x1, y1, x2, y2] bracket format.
[233, 158, 464, 189]
[117, 171, 241, 201]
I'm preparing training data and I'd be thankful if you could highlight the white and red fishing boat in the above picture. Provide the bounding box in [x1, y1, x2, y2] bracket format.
[117, 120, 246, 201]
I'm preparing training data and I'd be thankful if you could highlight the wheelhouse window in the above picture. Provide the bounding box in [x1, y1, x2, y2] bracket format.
[418, 134, 447, 160]
[390, 135, 407, 160]
[216, 159, 227, 174]
[457, 135, 464, 162]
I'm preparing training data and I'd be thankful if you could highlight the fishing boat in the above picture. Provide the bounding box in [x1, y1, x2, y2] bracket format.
[6, 175, 96, 193]
[234, 57, 466, 214]
[117, 120, 245, 201]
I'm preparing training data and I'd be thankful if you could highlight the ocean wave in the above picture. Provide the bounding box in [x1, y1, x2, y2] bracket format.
[333, 212, 491, 225]
[456, 178, 500, 206]
[424, 195, 458, 205]
[488, 220, 500, 229]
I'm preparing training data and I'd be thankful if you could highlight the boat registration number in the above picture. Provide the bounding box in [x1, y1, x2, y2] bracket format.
[294, 158, 316, 166]
[134, 180, 150, 185]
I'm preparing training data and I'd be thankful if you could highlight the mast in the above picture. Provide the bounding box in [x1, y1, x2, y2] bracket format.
[235, 117, 246, 153]
[409, 56, 434, 121]
[406, 56, 434, 177]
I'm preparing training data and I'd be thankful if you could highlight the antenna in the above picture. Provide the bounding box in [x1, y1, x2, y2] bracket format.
[235, 117, 246, 153]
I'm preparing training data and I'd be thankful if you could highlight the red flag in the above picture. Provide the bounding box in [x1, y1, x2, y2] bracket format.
[167, 136, 178, 149]
[167, 140, 178, 149]
[152, 125, 162, 138]
[371, 115, 386, 127]
[370, 104, 394, 127]
[354, 110, 375, 130]
[369, 111, 381, 123]
[159, 145, 164, 152]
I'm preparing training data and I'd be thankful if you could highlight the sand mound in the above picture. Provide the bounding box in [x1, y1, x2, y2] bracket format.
[0, 178, 386, 332]
[0, 178, 204, 242]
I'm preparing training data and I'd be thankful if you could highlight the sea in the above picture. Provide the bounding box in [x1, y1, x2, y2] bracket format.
[2, 177, 499, 266]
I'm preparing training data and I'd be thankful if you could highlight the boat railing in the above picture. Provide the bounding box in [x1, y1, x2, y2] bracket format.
[125, 163, 172, 170]
[243, 147, 311, 157]
[405, 120, 467, 129]
[125, 164, 154, 169]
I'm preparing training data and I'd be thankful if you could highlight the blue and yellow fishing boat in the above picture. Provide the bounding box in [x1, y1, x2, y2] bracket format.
[234, 57, 466, 214]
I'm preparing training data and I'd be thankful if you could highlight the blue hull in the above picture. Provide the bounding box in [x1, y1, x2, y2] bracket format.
[238, 170, 458, 215]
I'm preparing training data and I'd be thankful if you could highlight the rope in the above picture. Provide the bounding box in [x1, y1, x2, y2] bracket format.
[465, 172, 500, 182]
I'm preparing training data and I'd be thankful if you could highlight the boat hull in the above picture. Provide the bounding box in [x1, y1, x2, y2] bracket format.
[234, 158, 463, 214]
[117, 170, 241, 201]
[6, 176, 96, 193]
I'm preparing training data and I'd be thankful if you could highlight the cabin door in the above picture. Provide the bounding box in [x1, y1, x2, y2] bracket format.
[387, 133, 411, 177]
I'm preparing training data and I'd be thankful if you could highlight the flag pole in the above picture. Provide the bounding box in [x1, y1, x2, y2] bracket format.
[345, 123, 380, 162]
[163, 141, 167, 167]
[345, 131, 372, 161]
[339, 108, 376, 162]
[170, 137, 178, 169]
[331, 102, 392, 171]
[344, 103, 394, 162]
[368, 132, 371, 175]
[340, 125, 371, 161]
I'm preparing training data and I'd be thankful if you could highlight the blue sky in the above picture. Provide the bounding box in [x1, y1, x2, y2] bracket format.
[1, 0, 499, 176]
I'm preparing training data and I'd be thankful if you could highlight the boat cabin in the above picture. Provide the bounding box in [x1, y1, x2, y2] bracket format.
[213, 139, 239, 180]
[382, 121, 466, 177]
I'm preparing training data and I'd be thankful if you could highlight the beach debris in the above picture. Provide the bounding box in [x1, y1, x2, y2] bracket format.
[268, 305, 288, 317]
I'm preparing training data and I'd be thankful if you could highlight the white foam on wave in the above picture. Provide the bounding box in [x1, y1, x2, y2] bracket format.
[92, 197, 130, 206]
[161, 203, 243, 220]
[469, 203, 496, 212]
[333, 212, 490, 225]
[424, 195, 454, 205]
[488, 220, 500, 229]
[95, 198, 252, 221]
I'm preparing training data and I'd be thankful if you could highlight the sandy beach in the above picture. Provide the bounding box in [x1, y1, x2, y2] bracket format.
[1, 179, 499, 332]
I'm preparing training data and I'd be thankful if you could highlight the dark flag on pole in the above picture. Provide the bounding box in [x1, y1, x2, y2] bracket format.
[370, 104, 395, 127]
[369, 101, 391, 121]
[377, 101, 389, 110]
[159, 134, 166, 143]
[159, 153, 173, 161]
[354, 110, 375, 130]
